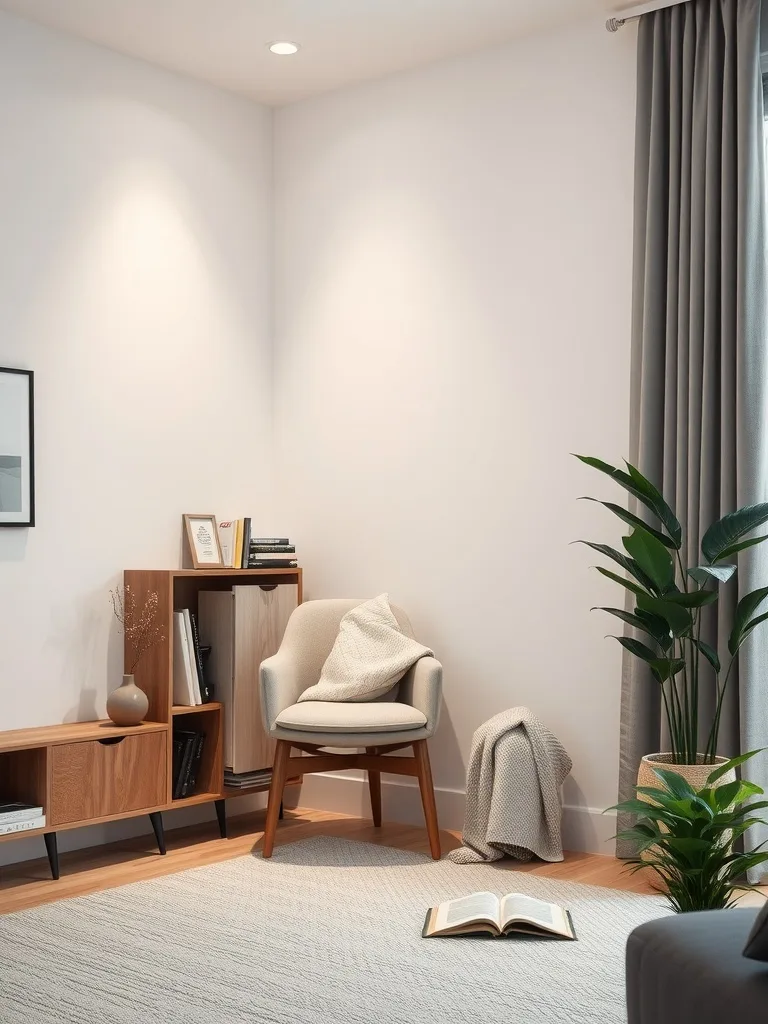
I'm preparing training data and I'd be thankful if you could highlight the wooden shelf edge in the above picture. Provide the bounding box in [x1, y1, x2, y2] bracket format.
[171, 702, 223, 716]
[127, 568, 302, 578]
[0, 826, 47, 845]
[0, 719, 169, 754]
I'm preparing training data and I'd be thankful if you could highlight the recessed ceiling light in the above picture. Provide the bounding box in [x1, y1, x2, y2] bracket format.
[268, 41, 300, 55]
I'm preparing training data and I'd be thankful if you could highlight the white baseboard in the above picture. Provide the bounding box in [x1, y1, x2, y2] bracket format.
[293, 771, 617, 856]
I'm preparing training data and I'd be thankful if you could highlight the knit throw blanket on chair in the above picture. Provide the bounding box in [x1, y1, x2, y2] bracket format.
[448, 707, 573, 864]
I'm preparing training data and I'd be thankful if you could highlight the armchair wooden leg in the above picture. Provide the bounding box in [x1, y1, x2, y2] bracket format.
[263, 741, 290, 858]
[413, 740, 441, 860]
[366, 747, 382, 827]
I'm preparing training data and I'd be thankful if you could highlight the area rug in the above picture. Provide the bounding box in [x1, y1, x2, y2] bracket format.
[0, 836, 669, 1024]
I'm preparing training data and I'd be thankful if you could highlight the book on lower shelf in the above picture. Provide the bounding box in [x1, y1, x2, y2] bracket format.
[422, 891, 576, 940]
[224, 768, 272, 789]
[0, 814, 46, 835]
[0, 802, 44, 824]
[172, 729, 206, 799]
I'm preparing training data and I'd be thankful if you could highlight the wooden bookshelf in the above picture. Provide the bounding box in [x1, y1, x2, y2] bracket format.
[0, 567, 302, 885]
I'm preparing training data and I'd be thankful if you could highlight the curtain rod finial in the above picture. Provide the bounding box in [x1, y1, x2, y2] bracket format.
[606, 17, 626, 32]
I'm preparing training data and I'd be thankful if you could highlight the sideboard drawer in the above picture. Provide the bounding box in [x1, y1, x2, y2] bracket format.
[49, 731, 167, 825]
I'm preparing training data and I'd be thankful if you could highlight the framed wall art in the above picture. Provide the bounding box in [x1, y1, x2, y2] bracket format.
[0, 368, 34, 527]
[183, 514, 224, 569]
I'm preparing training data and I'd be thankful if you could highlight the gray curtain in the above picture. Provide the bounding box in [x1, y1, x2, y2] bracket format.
[619, 0, 768, 881]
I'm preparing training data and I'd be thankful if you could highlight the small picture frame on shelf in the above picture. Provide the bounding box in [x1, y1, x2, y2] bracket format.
[0, 367, 35, 527]
[183, 514, 224, 569]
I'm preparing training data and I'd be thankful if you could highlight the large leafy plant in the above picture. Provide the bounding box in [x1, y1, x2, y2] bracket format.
[576, 455, 768, 763]
[610, 751, 768, 911]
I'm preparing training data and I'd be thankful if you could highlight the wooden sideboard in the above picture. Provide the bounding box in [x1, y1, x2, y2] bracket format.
[0, 567, 302, 882]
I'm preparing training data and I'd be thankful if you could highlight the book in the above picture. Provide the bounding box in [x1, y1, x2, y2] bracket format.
[224, 768, 272, 789]
[181, 609, 203, 705]
[181, 732, 206, 798]
[250, 538, 290, 546]
[422, 891, 576, 940]
[172, 736, 184, 789]
[0, 815, 46, 836]
[0, 802, 44, 824]
[187, 611, 211, 702]
[218, 520, 236, 568]
[246, 558, 298, 569]
[172, 612, 197, 706]
[173, 731, 197, 799]
[249, 544, 296, 554]
[234, 519, 244, 570]
[240, 517, 252, 569]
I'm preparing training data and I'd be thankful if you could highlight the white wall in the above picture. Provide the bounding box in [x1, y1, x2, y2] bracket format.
[0, 12, 273, 862]
[273, 18, 638, 850]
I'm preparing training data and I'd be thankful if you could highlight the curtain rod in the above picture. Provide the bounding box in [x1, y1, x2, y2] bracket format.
[606, 0, 689, 31]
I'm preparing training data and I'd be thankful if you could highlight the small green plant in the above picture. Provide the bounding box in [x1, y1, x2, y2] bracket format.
[610, 751, 768, 912]
[575, 455, 768, 763]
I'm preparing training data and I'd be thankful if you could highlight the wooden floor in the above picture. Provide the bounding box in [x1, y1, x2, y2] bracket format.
[0, 804, 664, 915]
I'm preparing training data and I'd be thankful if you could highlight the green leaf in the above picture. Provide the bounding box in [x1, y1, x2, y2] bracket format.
[592, 607, 672, 649]
[738, 611, 768, 648]
[688, 565, 737, 584]
[594, 567, 648, 599]
[623, 528, 675, 593]
[573, 455, 682, 546]
[650, 768, 697, 800]
[716, 534, 768, 562]
[706, 749, 764, 785]
[663, 589, 719, 608]
[636, 592, 693, 637]
[635, 609, 676, 650]
[574, 541, 658, 593]
[728, 588, 768, 655]
[692, 639, 721, 673]
[579, 498, 678, 548]
[648, 657, 685, 683]
[611, 636, 659, 663]
[713, 780, 742, 810]
[701, 504, 768, 563]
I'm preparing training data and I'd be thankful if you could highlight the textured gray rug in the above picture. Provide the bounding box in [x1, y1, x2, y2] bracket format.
[0, 836, 669, 1024]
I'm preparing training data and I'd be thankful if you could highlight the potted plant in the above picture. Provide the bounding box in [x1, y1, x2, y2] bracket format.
[610, 751, 768, 911]
[575, 455, 768, 788]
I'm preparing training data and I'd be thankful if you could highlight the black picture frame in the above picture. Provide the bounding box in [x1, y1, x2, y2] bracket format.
[0, 367, 35, 527]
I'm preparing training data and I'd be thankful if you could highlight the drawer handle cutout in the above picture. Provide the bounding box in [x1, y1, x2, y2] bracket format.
[259, 585, 278, 592]
[98, 736, 127, 746]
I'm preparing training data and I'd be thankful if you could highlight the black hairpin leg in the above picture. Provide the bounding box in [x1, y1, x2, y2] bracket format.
[279, 800, 284, 820]
[215, 799, 227, 839]
[44, 832, 59, 880]
[149, 811, 166, 855]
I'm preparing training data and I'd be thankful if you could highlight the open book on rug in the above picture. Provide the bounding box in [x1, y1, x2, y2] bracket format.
[422, 891, 576, 940]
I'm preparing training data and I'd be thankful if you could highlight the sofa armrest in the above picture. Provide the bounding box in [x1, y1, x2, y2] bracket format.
[260, 652, 306, 732]
[398, 656, 442, 735]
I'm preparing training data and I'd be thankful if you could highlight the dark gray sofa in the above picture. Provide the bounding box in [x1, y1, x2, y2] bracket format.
[626, 908, 768, 1024]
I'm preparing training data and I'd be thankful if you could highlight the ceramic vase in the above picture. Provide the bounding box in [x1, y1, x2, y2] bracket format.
[106, 674, 149, 727]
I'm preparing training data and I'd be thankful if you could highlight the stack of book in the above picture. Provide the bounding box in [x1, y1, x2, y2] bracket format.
[247, 537, 297, 569]
[224, 768, 272, 789]
[217, 519, 298, 569]
[172, 729, 206, 799]
[0, 802, 45, 835]
[172, 608, 213, 706]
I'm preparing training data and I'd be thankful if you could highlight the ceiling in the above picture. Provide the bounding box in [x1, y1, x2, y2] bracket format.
[0, 0, 637, 106]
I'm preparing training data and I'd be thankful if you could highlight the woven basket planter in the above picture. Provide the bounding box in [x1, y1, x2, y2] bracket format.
[637, 752, 735, 793]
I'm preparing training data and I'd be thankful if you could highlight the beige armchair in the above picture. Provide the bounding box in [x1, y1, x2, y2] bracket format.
[259, 599, 443, 859]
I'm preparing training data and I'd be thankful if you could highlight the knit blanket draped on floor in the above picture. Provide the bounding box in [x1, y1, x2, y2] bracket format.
[448, 707, 573, 864]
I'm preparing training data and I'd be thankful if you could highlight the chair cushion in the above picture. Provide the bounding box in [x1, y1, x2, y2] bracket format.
[275, 700, 428, 733]
[297, 594, 433, 703]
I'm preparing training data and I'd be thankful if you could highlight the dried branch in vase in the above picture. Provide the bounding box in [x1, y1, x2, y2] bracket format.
[110, 585, 165, 673]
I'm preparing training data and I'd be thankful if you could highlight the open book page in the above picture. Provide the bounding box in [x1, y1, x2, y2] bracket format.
[500, 893, 573, 937]
[432, 891, 500, 933]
